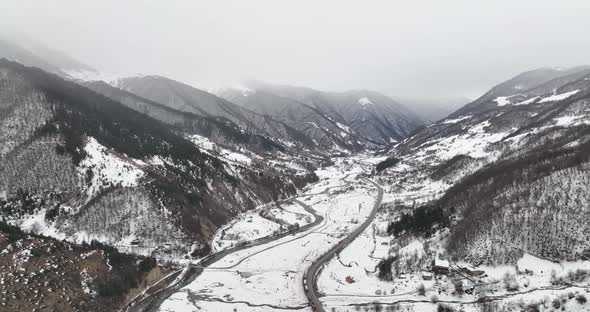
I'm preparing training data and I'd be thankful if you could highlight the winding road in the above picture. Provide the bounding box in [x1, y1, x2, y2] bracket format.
[125, 198, 324, 312]
[124, 175, 353, 312]
[303, 179, 383, 312]
[124, 173, 382, 312]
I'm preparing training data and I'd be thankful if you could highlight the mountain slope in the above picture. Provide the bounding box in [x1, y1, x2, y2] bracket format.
[0, 59, 316, 258]
[0, 222, 164, 311]
[0, 35, 96, 77]
[84, 81, 287, 154]
[219, 81, 424, 148]
[376, 66, 590, 264]
[114, 76, 325, 152]
[452, 66, 590, 117]
[220, 87, 370, 151]
[396, 96, 471, 122]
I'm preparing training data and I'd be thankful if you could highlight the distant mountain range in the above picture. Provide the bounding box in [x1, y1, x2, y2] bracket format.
[219, 81, 424, 149]
[0, 34, 96, 76]
[3, 33, 590, 311]
[395, 96, 471, 122]
[0, 37, 424, 260]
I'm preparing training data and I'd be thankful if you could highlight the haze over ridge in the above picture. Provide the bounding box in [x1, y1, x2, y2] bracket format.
[2, 0, 590, 100]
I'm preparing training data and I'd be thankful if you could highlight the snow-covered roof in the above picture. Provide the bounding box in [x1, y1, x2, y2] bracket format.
[434, 258, 449, 268]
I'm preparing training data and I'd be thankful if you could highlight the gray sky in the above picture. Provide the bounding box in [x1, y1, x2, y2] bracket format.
[2, 0, 590, 99]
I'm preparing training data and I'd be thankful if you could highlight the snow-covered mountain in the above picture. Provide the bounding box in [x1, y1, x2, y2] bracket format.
[452, 66, 590, 117]
[0, 59, 317, 260]
[4, 32, 590, 312]
[111, 75, 339, 153]
[396, 96, 471, 122]
[377, 65, 590, 264]
[83, 81, 293, 155]
[0, 35, 97, 78]
[0, 35, 424, 154]
[218, 81, 425, 149]
[219, 86, 367, 151]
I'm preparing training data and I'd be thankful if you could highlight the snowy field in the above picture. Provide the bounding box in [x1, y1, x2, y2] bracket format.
[313, 118, 590, 311]
[152, 139, 590, 311]
[157, 159, 381, 311]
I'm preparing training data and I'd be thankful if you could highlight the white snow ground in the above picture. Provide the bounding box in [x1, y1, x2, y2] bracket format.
[156, 146, 590, 312]
[157, 159, 381, 312]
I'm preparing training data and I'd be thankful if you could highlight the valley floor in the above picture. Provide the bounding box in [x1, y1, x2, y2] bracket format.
[155, 157, 379, 312]
[132, 154, 590, 312]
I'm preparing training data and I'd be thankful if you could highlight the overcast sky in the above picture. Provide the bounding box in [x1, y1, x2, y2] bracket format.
[2, 0, 590, 99]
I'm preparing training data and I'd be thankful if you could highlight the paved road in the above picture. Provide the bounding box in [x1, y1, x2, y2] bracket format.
[124, 173, 358, 312]
[124, 183, 337, 312]
[303, 179, 383, 312]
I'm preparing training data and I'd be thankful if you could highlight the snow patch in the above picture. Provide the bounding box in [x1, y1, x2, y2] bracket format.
[358, 97, 373, 106]
[539, 89, 580, 103]
[19, 209, 66, 240]
[514, 96, 539, 106]
[234, 85, 255, 97]
[78, 137, 145, 197]
[442, 115, 471, 124]
[80, 268, 96, 297]
[187, 134, 252, 165]
[64, 69, 126, 85]
[494, 96, 514, 106]
[336, 122, 352, 133]
[399, 240, 424, 258]
[553, 115, 590, 127]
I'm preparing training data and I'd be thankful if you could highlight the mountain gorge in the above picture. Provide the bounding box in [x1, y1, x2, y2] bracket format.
[113, 75, 327, 153]
[0, 59, 317, 260]
[219, 81, 424, 149]
[2, 33, 590, 312]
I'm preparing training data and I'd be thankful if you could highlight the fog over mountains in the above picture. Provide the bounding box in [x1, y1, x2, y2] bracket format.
[2, 2, 590, 311]
[5, 1, 590, 100]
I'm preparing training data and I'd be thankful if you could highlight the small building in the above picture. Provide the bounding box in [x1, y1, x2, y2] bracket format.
[162, 243, 172, 253]
[422, 272, 433, 280]
[459, 266, 485, 277]
[433, 258, 449, 275]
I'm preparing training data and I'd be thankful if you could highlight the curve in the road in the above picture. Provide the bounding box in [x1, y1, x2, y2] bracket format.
[125, 172, 358, 312]
[204, 200, 325, 270]
[303, 179, 383, 312]
[125, 180, 345, 312]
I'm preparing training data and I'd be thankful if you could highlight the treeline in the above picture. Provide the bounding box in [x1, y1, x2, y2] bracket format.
[84, 239, 157, 297]
[0, 135, 80, 195]
[441, 123, 590, 262]
[376, 157, 400, 172]
[387, 205, 449, 237]
[0, 220, 27, 241]
[0, 60, 232, 238]
[0, 59, 222, 168]
[0, 59, 319, 247]
[0, 221, 158, 300]
[84, 81, 288, 153]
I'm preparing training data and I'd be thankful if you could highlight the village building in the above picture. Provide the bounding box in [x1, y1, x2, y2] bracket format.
[433, 258, 449, 275]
